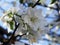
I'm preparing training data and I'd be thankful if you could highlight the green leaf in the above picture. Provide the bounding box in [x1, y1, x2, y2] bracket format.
[10, 21, 14, 30]
[7, 21, 14, 30]
[8, 12, 13, 18]
[19, 0, 24, 4]
[51, 0, 56, 4]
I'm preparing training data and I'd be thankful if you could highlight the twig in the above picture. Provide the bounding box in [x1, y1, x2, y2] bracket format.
[36, 3, 57, 10]
[2, 16, 20, 45]
[32, 0, 40, 8]
[32, 0, 57, 11]
[55, 1, 60, 22]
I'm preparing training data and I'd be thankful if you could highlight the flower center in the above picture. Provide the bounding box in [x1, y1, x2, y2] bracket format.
[30, 16, 38, 23]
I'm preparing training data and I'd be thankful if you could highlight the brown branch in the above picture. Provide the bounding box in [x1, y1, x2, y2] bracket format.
[0, 26, 8, 35]
[32, 0, 40, 8]
[34, 3, 57, 10]
[32, 0, 57, 10]
[2, 16, 20, 45]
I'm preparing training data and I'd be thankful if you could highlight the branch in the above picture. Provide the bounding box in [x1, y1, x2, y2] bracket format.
[2, 17, 20, 45]
[55, 2, 60, 22]
[32, 0, 40, 8]
[15, 33, 26, 41]
[32, 0, 57, 10]
[0, 26, 8, 35]
[35, 3, 57, 10]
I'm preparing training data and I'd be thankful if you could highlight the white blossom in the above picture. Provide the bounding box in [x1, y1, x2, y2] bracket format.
[15, 7, 49, 43]
[22, 7, 48, 31]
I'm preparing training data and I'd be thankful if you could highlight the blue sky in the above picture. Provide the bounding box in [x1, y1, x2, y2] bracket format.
[0, 0, 60, 45]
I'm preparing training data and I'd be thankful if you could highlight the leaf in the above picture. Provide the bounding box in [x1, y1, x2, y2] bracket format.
[10, 21, 14, 30]
[51, 0, 56, 4]
[19, 0, 24, 4]
[7, 21, 14, 30]
[8, 12, 13, 18]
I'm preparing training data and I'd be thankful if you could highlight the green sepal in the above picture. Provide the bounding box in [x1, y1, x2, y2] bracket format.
[51, 0, 56, 4]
